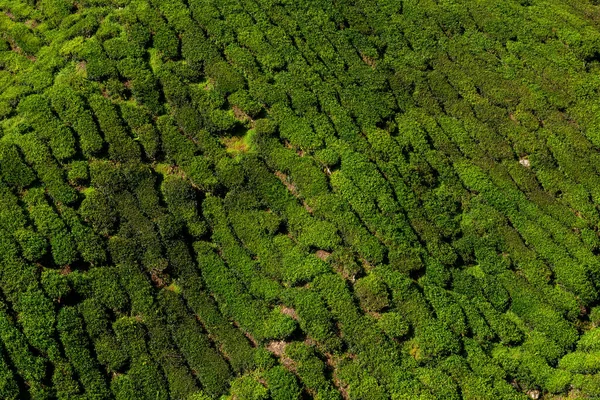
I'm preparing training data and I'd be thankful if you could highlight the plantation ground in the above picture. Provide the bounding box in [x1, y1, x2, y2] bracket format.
[1, 0, 600, 399]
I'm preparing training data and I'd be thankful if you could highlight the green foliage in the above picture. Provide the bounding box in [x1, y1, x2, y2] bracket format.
[153, 25, 179, 59]
[16, 134, 78, 204]
[414, 321, 461, 360]
[263, 366, 301, 400]
[40, 0, 75, 26]
[79, 188, 117, 235]
[216, 157, 245, 188]
[15, 228, 47, 261]
[261, 308, 297, 340]
[15, 289, 60, 360]
[88, 94, 141, 162]
[57, 306, 111, 399]
[590, 307, 600, 326]
[111, 374, 136, 400]
[354, 274, 389, 312]
[229, 90, 263, 117]
[181, 24, 219, 66]
[187, 391, 211, 400]
[40, 269, 70, 302]
[188, 156, 218, 191]
[206, 61, 246, 95]
[17, 94, 77, 161]
[158, 289, 231, 397]
[67, 160, 89, 185]
[1, 1, 600, 399]
[377, 312, 409, 339]
[161, 174, 207, 238]
[227, 375, 268, 400]
[47, 84, 104, 157]
[571, 372, 600, 397]
[24, 188, 78, 266]
[128, 354, 169, 400]
[424, 284, 467, 335]
[335, 360, 387, 400]
[0, 143, 36, 188]
[285, 342, 341, 398]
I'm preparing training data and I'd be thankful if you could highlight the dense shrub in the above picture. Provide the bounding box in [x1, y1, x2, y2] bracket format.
[377, 312, 409, 339]
[15, 229, 47, 262]
[1, 1, 600, 399]
[264, 366, 301, 400]
[354, 274, 390, 312]
[0, 143, 36, 188]
[57, 307, 111, 399]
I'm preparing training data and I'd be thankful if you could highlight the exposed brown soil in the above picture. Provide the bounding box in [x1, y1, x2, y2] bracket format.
[519, 157, 531, 168]
[60, 265, 72, 276]
[266, 340, 287, 357]
[303, 202, 314, 214]
[361, 54, 377, 68]
[25, 19, 39, 29]
[150, 270, 167, 288]
[315, 250, 331, 261]
[232, 105, 251, 123]
[279, 306, 299, 320]
[266, 340, 297, 372]
[274, 171, 299, 196]
[221, 136, 249, 154]
[77, 61, 87, 74]
[243, 331, 258, 347]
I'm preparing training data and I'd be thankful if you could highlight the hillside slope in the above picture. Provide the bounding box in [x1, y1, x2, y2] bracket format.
[1, 0, 600, 399]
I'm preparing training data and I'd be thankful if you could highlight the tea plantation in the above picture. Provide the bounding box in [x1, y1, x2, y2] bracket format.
[1, 0, 600, 398]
